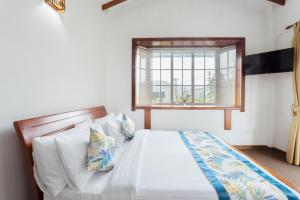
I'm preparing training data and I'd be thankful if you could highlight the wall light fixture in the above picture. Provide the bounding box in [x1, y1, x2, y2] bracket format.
[45, 0, 65, 12]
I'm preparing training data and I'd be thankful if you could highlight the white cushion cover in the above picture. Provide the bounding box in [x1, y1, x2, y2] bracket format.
[121, 113, 135, 139]
[93, 113, 116, 135]
[33, 131, 69, 197]
[106, 113, 126, 147]
[55, 120, 94, 190]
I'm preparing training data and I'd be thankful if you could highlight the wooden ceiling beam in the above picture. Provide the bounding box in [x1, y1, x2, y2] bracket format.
[102, 0, 127, 10]
[267, 0, 286, 6]
[102, 0, 285, 11]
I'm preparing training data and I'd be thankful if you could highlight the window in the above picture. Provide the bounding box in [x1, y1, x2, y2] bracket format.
[132, 38, 245, 111]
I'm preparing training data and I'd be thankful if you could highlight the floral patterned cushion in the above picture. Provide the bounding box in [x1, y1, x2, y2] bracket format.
[121, 113, 135, 139]
[87, 128, 115, 172]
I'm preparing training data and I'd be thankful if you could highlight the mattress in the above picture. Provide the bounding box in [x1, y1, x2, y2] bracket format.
[45, 130, 300, 200]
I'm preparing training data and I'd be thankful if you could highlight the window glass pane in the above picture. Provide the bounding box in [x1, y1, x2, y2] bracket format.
[195, 70, 204, 85]
[161, 53, 171, 69]
[220, 69, 228, 81]
[152, 70, 160, 85]
[161, 86, 171, 103]
[195, 53, 204, 69]
[205, 86, 215, 103]
[194, 86, 204, 104]
[151, 53, 160, 69]
[183, 70, 192, 85]
[183, 86, 192, 103]
[183, 54, 192, 69]
[173, 70, 182, 85]
[228, 68, 236, 81]
[141, 58, 146, 69]
[174, 86, 182, 104]
[161, 70, 171, 85]
[220, 51, 228, 69]
[136, 69, 140, 89]
[136, 55, 140, 68]
[229, 49, 236, 67]
[136, 45, 240, 107]
[205, 70, 215, 85]
[152, 86, 160, 104]
[140, 69, 146, 83]
[173, 54, 182, 69]
[205, 52, 215, 69]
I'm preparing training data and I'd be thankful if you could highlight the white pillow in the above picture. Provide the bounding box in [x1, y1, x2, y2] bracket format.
[93, 113, 116, 134]
[55, 121, 94, 190]
[106, 113, 126, 147]
[91, 119, 105, 134]
[32, 130, 73, 196]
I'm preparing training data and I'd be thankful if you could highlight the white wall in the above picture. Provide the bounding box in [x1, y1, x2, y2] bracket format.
[0, 1, 108, 199]
[106, 0, 277, 146]
[270, 0, 300, 151]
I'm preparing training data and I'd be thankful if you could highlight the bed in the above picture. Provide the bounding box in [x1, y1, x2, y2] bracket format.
[14, 106, 300, 200]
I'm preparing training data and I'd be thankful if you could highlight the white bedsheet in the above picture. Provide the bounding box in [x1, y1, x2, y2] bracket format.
[45, 130, 300, 200]
[102, 130, 217, 200]
[44, 172, 111, 200]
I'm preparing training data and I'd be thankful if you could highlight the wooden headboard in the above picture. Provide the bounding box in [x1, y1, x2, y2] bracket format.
[13, 106, 107, 200]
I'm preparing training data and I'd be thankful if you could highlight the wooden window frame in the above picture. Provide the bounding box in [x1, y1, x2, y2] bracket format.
[132, 38, 245, 130]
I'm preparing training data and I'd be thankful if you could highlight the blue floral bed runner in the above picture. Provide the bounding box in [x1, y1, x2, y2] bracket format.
[179, 131, 299, 200]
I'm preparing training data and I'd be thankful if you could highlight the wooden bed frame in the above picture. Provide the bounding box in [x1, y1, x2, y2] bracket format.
[13, 106, 107, 200]
[13, 106, 299, 200]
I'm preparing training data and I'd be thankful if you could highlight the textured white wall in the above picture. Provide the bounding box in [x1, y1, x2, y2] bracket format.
[0, 1, 108, 199]
[105, 0, 275, 145]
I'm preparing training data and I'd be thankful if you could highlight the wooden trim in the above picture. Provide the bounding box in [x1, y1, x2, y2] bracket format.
[136, 105, 241, 110]
[102, 0, 127, 10]
[231, 145, 300, 193]
[267, 0, 286, 5]
[133, 37, 245, 49]
[144, 107, 151, 129]
[101, 0, 284, 10]
[234, 145, 269, 150]
[132, 37, 245, 112]
[132, 39, 137, 111]
[271, 147, 286, 155]
[224, 109, 232, 130]
[13, 106, 108, 200]
[235, 145, 287, 155]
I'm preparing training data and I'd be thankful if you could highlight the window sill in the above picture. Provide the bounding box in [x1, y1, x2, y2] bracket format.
[135, 105, 241, 110]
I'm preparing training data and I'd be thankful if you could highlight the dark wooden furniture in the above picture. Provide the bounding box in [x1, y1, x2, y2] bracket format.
[13, 106, 108, 200]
